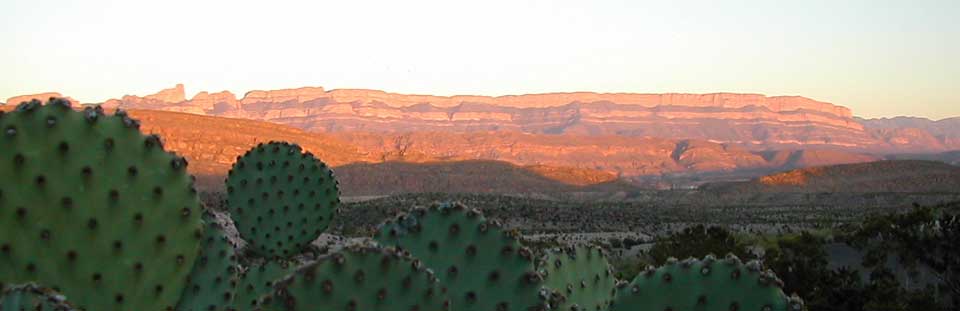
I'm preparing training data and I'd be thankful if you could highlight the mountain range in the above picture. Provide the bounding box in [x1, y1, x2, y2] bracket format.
[3, 85, 958, 189]
[60, 84, 958, 153]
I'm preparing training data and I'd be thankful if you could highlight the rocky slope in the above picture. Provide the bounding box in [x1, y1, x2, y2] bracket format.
[95, 85, 935, 152]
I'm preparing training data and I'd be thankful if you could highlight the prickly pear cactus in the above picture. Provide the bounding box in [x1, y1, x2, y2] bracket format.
[610, 255, 804, 311]
[374, 202, 550, 311]
[259, 245, 450, 311]
[234, 259, 297, 311]
[539, 246, 616, 311]
[1, 283, 75, 311]
[177, 211, 240, 311]
[0, 100, 204, 311]
[225, 142, 340, 258]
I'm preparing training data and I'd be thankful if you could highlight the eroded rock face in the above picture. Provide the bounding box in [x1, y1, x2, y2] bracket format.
[98, 85, 902, 150]
[12, 85, 958, 153]
[240, 86, 327, 105]
[0, 105, 905, 187]
[191, 91, 239, 112]
[144, 83, 186, 103]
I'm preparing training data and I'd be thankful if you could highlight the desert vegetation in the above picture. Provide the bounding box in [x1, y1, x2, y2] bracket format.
[2, 98, 957, 310]
[0, 99, 803, 310]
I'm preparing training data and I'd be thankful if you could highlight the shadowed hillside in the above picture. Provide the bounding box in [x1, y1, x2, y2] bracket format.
[885, 150, 960, 166]
[127, 110, 377, 190]
[335, 160, 634, 197]
[703, 160, 960, 193]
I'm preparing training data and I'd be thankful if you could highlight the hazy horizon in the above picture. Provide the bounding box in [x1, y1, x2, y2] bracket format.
[2, 0, 958, 119]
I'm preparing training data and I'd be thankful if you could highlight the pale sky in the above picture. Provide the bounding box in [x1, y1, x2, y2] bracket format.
[1, 0, 958, 119]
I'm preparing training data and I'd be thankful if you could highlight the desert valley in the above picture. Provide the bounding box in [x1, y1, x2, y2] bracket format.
[4, 1, 960, 309]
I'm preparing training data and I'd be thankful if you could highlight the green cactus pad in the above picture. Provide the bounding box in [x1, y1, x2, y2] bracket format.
[225, 142, 340, 258]
[260, 245, 450, 311]
[0, 100, 203, 311]
[539, 246, 616, 311]
[374, 202, 550, 311]
[610, 255, 804, 311]
[234, 259, 297, 311]
[177, 211, 240, 311]
[1, 283, 75, 311]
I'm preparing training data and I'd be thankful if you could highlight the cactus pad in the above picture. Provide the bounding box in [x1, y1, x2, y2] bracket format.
[539, 246, 616, 311]
[225, 142, 340, 258]
[0, 100, 203, 310]
[374, 202, 550, 311]
[260, 245, 450, 311]
[1, 283, 75, 311]
[177, 211, 240, 311]
[234, 259, 297, 311]
[610, 255, 803, 311]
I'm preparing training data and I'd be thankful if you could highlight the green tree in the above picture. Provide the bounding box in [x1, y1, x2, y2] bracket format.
[763, 227, 947, 311]
[847, 204, 958, 309]
[764, 232, 833, 306]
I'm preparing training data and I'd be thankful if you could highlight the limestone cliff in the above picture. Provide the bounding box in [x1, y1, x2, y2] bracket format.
[143, 84, 186, 103]
[9, 84, 956, 153]
[101, 84, 896, 151]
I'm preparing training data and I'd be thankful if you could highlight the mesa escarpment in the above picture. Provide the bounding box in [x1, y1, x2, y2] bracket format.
[5, 86, 957, 190]
[1, 103, 882, 182]
[99, 84, 932, 151]
[8, 85, 958, 152]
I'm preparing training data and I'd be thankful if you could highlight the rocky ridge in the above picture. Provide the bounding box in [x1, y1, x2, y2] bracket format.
[96, 85, 940, 152]
[12, 85, 958, 152]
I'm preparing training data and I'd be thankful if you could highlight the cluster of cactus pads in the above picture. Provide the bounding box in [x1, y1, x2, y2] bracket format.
[0, 98, 804, 310]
